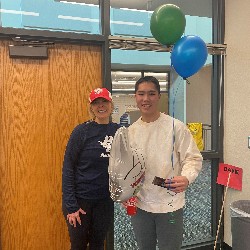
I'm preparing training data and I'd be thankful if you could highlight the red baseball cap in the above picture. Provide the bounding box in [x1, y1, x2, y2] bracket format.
[89, 88, 112, 103]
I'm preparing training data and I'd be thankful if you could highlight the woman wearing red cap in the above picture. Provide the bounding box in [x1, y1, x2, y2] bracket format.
[62, 88, 120, 250]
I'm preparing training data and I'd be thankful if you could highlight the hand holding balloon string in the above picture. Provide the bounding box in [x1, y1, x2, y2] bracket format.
[166, 176, 189, 193]
[153, 176, 189, 193]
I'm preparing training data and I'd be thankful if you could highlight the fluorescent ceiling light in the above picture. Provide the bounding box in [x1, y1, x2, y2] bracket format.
[58, 15, 143, 26]
[58, 15, 99, 22]
[111, 20, 143, 26]
[120, 8, 153, 13]
[0, 9, 39, 16]
[55, 0, 99, 7]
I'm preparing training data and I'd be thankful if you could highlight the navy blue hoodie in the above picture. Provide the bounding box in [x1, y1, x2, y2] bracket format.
[62, 121, 120, 213]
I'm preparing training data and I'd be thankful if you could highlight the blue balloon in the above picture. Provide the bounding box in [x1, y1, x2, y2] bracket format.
[171, 35, 208, 79]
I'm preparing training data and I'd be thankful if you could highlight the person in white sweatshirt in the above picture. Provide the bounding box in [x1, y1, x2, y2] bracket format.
[128, 76, 203, 250]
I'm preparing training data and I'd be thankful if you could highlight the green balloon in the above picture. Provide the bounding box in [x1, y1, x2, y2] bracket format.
[150, 4, 186, 46]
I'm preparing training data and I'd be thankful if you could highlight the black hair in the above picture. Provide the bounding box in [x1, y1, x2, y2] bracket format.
[135, 76, 161, 94]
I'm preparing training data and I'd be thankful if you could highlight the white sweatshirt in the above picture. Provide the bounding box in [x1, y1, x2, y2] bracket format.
[128, 113, 203, 213]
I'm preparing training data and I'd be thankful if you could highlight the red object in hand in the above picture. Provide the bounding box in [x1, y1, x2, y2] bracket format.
[126, 197, 137, 216]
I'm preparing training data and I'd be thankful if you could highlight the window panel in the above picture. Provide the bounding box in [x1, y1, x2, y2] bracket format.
[0, 0, 100, 34]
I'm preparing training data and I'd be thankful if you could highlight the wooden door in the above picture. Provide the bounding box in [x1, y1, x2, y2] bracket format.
[0, 40, 102, 249]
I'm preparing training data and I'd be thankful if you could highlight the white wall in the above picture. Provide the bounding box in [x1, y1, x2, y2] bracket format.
[224, 0, 250, 246]
[186, 65, 211, 125]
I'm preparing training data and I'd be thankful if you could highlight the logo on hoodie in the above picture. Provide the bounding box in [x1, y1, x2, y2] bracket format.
[99, 135, 113, 157]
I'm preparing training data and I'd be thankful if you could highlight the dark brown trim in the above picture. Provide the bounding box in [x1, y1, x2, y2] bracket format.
[0, 27, 105, 44]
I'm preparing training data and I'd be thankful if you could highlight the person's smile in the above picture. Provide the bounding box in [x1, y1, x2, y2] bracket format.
[97, 109, 108, 113]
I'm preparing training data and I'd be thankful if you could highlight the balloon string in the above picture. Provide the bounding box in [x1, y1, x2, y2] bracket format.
[170, 65, 176, 177]
[169, 66, 182, 225]
[184, 78, 191, 84]
[170, 67, 182, 176]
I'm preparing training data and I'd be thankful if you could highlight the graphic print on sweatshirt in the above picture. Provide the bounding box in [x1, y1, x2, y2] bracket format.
[99, 135, 114, 157]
